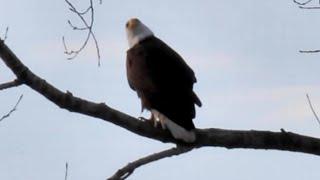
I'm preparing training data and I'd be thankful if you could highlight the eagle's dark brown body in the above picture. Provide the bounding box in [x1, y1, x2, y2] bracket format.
[126, 36, 201, 131]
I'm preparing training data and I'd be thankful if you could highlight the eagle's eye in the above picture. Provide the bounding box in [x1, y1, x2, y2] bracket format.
[126, 22, 129, 28]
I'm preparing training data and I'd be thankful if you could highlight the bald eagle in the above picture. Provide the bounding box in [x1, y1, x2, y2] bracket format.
[125, 18, 202, 143]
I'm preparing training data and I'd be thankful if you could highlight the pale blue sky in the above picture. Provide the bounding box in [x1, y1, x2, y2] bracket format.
[1, 0, 320, 179]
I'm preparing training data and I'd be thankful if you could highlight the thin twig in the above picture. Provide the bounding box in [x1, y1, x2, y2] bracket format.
[3, 27, 9, 41]
[63, 0, 101, 66]
[0, 94, 23, 122]
[65, 162, 68, 180]
[306, 94, 320, 127]
[298, 6, 320, 9]
[300, 50, 320, 53]
[107, 146, 194, 180]
[0, 79, 22, 91]
[293, 0, 320, 9]
[293, 0, 313, 5]
[77, 6, 91, 15]
[67, 20, 89, 30]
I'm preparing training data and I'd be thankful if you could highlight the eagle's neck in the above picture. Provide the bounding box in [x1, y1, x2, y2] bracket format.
[126, 25, 154, 48]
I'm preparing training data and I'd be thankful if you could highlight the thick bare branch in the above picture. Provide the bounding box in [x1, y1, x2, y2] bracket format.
[0, 79, 22, 91]
[0, 39, 320, 157]
[108, 146, 193, 180]
[0, 94, 23, 121]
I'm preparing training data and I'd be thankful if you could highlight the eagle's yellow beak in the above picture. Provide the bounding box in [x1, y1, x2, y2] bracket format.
[126, 18, 140, 29]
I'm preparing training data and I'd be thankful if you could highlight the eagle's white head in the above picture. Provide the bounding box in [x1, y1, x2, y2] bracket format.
[126, 18, 154, 48]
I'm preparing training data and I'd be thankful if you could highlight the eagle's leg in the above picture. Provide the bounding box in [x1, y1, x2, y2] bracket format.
[138, 110, 167, 130]
[138, 96, 159, 126]
[148, 111, 160, 128]
[151, 112, 159, 128]
[151, 109, 167, 130]
[157, 113, 166, 130]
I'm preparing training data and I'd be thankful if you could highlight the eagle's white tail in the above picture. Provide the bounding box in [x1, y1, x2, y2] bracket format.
[151, 109, 196, 143]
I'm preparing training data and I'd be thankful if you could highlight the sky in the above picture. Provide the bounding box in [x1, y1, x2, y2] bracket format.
[0, 0, 320, 179]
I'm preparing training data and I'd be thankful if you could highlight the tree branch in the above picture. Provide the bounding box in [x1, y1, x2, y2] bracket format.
[0, 79, 22, 91]
[65, 162, 69, 180]
[299, 49, 320, 53]
[298, 6, 320, 9]
[293, 0, 313, 6]
[108, 146, 193, 180]
[63, 0, 101, 65]
[293, 0, 320, 9]
[2, 27, 9, 41]
[0, 94, 23, 121]
[0, 39, 320, 157]
[306, 94, 320, 127]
